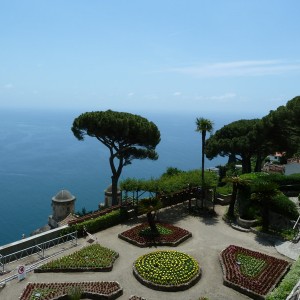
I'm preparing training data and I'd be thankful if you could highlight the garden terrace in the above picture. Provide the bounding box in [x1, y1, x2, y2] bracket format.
[133, 250, 201, 291]
[35, 244, 118, 272]
[118, 222, 192, 247]
[219, 245, 290, 299]
[19, 281, 122, 300]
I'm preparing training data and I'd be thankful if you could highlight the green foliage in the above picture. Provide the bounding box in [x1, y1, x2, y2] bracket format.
[40, 244, 118, 270]
[268, 173, 300, 186]
[206, 119, 264, 173]
[72, 110, 161, 149]
[134, 250, 199, 286]
[161, 167, 184, 178]
[64, 210, 121, 237]
[262, 96, 300, 156]
[216, 183, 232, 195]
[121, 169, 218, 195]
[266, 256, 300, 300]
[270, 193, 299, 220]
[68, 286, 82, 300]
[30, 288, 55, 300]
[139, 197, 162, 214]
[139, 224, 173, 237]
[120, 177, 159, 193]
[72, 110, 161, 205]
[236, 253, 266, 277]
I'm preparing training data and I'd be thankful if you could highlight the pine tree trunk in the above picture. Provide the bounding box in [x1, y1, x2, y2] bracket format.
[111, 175, 119, 206]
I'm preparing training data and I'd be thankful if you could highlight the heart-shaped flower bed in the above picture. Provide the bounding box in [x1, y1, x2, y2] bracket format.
[19, 281, 122, 300]
[219, 245, 290, 299]
[133, 250, 201, 291]
[118, 222, 191, 247]
[35, 244, 119, 272]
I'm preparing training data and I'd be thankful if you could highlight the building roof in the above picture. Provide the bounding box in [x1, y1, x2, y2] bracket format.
[58, 213, 78, 226]
[105, 184, 120, 193]
[52, 189, 76, 202]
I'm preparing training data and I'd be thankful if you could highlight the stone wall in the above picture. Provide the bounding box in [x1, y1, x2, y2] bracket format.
[0, 225, 68, 258]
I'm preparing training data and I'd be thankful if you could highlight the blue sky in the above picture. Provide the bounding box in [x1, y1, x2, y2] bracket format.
[1, 0, 300, 116]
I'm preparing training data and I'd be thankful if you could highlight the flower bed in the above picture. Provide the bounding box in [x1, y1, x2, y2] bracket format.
[118, 222, 191, 247]
[133, 250, 201, 291]
[19, 281, 123, 300]
[35, 244, 119, 272]
[219, 245, 290, 299]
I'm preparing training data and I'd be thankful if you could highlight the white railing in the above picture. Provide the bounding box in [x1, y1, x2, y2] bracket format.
[0, 231, 77, 274]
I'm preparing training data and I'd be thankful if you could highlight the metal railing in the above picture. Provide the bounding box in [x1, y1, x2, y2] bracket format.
[0, 231, 77, 273]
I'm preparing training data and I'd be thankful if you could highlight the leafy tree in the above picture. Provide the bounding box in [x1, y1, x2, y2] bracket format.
[206, 119, 267, 173]
[262, 96, 300, 157]
[196, 117, 214, 207]
[72, 110, 161, 205]
[161, 167, 183, 178]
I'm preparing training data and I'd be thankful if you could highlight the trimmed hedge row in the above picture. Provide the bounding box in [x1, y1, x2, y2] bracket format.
[62, 209, 122, 237]
[266, 256, 300, 300]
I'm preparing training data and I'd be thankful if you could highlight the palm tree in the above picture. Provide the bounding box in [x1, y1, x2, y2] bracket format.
[196, 117, 214, 208]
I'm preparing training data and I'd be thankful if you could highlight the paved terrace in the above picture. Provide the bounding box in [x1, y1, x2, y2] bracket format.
[0, 204, 297, 300]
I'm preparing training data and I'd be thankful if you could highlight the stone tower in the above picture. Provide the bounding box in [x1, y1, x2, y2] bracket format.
[104, 184, 121, 207]
[48, 189, 76, 228]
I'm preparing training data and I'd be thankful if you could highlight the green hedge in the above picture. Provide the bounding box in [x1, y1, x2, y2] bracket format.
[63, 210, 121, 237]
[268, 173, 300, 186]
[270, 193, 299, 220]
[266, 257, 300, 300]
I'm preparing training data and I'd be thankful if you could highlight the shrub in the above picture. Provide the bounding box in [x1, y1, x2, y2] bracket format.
[266, 256, 300, 300]
[63, 209, 121, 237]
[270, 193, 299, 220]
[216, 183, 232, 195]
[269, 173, 300, 186]
[68, 286, 82, 300]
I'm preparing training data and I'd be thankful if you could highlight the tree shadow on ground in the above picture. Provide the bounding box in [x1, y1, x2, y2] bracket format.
[121, 202, 221, 227]
[157, 204, 191, 224]
[189, 207, 220, 226]
[254, 234, 277, 247]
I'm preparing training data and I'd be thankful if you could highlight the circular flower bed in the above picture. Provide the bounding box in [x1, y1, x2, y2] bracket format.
[19, 281, 122, 300]
[118, 222, 192, 247]
[219, 245, 290, 299]
[35, 244, 119, 272]
[133, 250, 201, 291]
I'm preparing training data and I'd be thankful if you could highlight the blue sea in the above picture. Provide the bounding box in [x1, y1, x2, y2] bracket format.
[0, 108, 254, 246]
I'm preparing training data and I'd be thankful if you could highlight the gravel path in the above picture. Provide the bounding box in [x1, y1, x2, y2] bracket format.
[0, 204, 295, 300]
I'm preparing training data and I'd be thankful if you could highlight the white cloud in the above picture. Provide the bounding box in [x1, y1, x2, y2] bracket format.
[173, 92, 181, 96]
[127, 92, 135, 97]
[167, 60, 300, 77]
[3, 83, 13, 89]
[209, 93, 236, 101]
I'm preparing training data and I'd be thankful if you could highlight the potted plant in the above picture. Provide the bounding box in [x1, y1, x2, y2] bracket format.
[237, 206, 258, 229]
